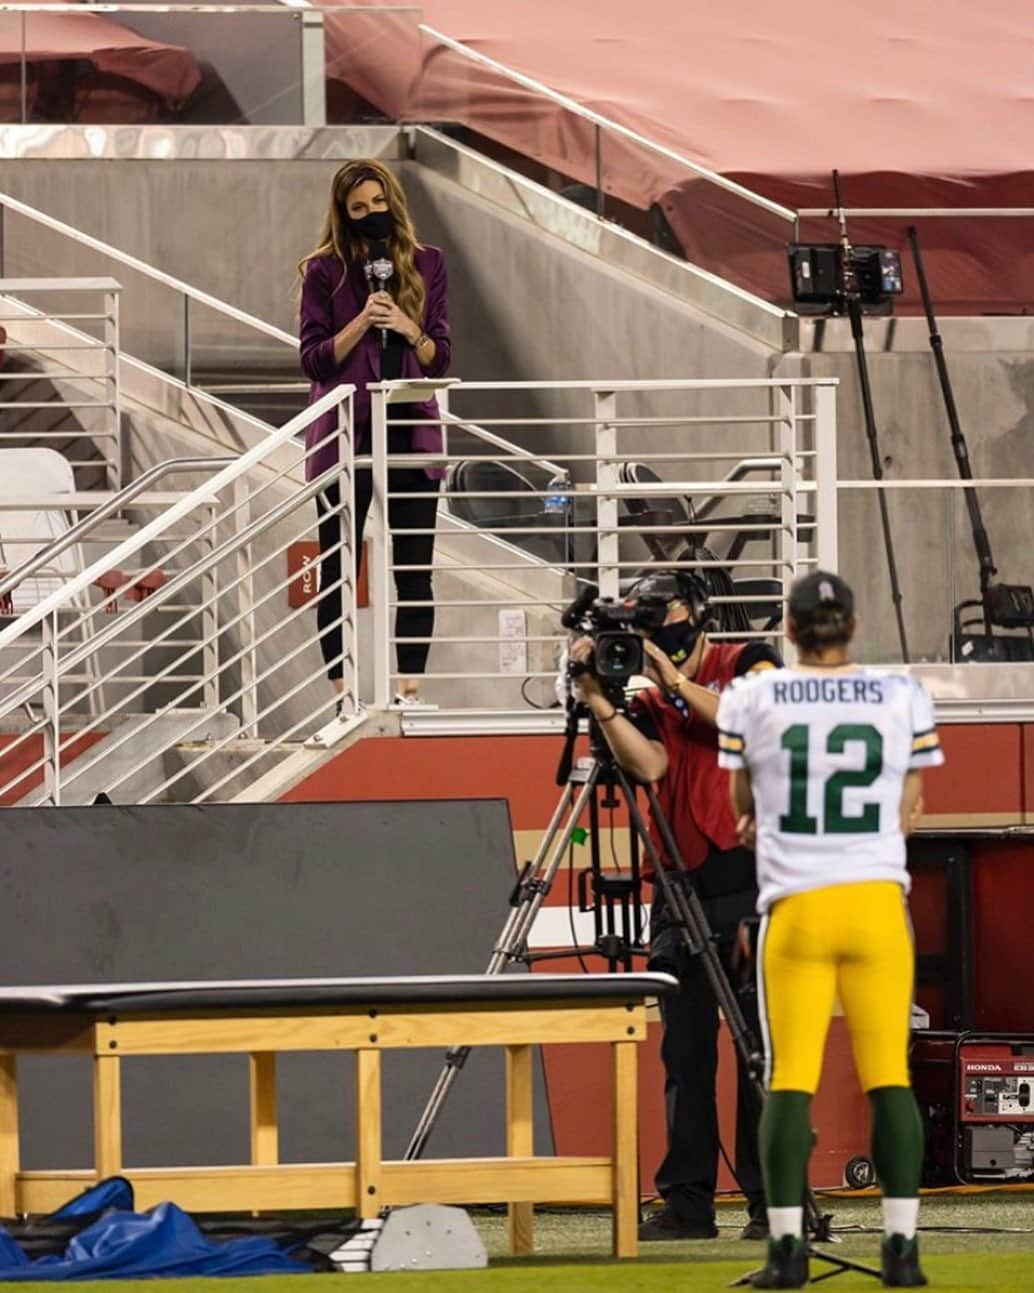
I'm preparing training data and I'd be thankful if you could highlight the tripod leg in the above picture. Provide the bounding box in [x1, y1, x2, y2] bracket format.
[404, 767, 604, 1162]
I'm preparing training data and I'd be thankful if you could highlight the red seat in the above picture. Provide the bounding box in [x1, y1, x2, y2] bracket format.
[93, 569, 128, 612]
[124, 570, 167, 603]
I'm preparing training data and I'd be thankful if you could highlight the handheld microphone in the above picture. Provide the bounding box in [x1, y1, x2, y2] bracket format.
[366, 240, 394, 350]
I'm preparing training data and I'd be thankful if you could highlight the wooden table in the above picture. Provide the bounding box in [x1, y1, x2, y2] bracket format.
[0, 973, 674, 1258]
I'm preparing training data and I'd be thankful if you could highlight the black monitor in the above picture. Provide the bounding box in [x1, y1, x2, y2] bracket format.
[788, 243, 903, 316]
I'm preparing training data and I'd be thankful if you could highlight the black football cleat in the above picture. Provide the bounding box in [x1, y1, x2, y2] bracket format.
[748, 1234, 809, 1288]
[881, 1233, 928, 1287]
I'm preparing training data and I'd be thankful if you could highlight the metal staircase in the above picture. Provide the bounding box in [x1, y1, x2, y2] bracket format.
[0, 385, 360, 807]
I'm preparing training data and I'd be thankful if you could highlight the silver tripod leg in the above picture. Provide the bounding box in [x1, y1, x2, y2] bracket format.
[403, 762, 602, 1163]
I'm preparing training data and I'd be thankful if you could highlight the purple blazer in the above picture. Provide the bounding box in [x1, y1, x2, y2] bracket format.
[298, 244, 451, 481]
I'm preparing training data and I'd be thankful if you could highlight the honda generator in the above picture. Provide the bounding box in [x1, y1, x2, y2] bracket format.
[911, 1031, 1034, 1184]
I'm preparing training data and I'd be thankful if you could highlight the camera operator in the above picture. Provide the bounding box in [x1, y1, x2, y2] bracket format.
[568, 570, 780, 1242]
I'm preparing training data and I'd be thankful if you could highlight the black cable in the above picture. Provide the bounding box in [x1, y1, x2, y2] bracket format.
[566, 837, 590, 975]
[521, 675, 555, 710]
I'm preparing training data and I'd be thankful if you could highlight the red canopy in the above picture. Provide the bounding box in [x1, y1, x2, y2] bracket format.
[328, 0, 1034, 314]
[0, 9, 200, 120]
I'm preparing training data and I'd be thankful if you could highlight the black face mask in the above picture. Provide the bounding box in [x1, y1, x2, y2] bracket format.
[650, 618, 702, 666]
[347, 209, 395, 242]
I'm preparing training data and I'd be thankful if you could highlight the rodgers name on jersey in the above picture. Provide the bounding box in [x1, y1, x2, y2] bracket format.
[716, 668, 944, 913]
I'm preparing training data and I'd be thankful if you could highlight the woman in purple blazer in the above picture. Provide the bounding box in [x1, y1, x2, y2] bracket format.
[299, 158, 451, 708]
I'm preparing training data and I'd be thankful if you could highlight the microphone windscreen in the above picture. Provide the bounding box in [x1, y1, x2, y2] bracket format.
[561, 581, 599, 629]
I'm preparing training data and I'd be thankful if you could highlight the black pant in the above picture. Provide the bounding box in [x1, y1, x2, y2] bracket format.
[315, 461, 439, 682]
[648, 850, 765, 1224]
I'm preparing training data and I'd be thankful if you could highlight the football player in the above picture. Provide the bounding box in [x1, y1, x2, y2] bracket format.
[717, 571, 943, 1289]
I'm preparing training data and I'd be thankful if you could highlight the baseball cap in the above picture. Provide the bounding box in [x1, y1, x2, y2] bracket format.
[624, 569, 708, 606]
[788, 570, 854, 620]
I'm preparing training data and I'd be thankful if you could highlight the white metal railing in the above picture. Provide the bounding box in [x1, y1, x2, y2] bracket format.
[0, 277, 120, 488]
[366, 377, 839, 717]
[796, 208, 1034, 222]
[0, 192, 299, 413]
[0, 384, 356, 807]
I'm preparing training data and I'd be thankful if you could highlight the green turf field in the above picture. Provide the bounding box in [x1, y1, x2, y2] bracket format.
[2, 1193, 1031, 1291]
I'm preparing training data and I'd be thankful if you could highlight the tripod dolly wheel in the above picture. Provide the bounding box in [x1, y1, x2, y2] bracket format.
[845, 1154, 877, 1189]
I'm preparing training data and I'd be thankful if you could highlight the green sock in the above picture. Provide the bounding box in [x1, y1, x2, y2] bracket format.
[760, 1090, 813, 1208]
[869, 1085, 924, 1198]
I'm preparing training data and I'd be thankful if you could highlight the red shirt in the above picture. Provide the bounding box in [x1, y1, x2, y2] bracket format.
[630, 641, 751, 873]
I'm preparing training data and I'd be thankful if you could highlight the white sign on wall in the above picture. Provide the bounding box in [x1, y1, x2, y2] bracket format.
[498, 609, 528, 676]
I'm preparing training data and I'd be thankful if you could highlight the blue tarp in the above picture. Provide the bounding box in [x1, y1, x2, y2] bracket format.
[0, 1194, 313, 1281]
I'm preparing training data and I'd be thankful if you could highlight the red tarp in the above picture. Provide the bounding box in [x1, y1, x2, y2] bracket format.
[0, 8, 200, 122]
[328, 1, 1034, 314]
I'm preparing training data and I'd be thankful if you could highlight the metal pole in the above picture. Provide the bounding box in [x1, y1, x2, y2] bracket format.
[233, 477, 257, 737]
[908, 226, 996, 635]
[105, 286, 121, 491]
[336, 391, 357, 714]
[19, 15, 27, 126]
[813, 383, 839, 573]
[370, 386, 391, 709]
[200, 503, 219, 711]
[593, 389, 619, 599]
[41, 610, 60, 806]
[777, 384, 798, 607]
[183, 295, 192, 388]
[594, 123, 604, 218]
[300, 10, 327, 127]
[847, 297, 910, 661]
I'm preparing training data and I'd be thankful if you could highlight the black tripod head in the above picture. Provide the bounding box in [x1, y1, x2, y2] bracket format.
[555, 686, 629, 787]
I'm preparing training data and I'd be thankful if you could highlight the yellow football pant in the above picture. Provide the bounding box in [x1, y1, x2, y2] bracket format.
[759, 880, 913, 1094]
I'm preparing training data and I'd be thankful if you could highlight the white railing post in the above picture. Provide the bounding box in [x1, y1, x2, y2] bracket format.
[777, 383, 798, 606]
[370, 385, 392, 709]
[814, 382, 839, 573]
[233, 477, 257, 737]
[593, 389, 620, 600]
[437, 385, 450, 464]
[200, 502, 220, 711]
[104, 285, 121, 492]
[335, 391, 359, 716]
[41, 609, 59, 806]
[300, 10, 328, 128]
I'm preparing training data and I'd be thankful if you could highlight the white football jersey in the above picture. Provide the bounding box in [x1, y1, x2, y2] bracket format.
[716, 667, 944, 913]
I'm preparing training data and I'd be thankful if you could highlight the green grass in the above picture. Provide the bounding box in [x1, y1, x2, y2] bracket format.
[3, 1193, 1032, 1290]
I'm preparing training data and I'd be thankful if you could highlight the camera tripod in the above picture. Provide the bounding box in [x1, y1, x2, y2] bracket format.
[404, 710, 880, 1282]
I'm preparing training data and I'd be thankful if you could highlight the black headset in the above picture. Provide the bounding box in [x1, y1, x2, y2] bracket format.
[627, 569, 714, 631]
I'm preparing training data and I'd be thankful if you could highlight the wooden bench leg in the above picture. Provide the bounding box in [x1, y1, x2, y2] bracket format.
[506, 1043, 534, 1256]
[0, 1056, 19, 1216]
[612, 1040, 638, 1258]
[249, 1053, 279, 1166]
[356, 1049, 382, 1219]
[93, 1053, 123, 1180]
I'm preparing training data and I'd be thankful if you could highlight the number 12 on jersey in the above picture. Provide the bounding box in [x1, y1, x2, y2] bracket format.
[779, 723, 884, 835]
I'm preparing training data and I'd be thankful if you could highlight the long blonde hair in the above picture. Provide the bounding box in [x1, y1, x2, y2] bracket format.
[298, 159, 426, 327]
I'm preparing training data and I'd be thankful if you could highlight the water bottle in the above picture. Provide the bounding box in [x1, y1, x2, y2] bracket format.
[544, 473, 570, 515]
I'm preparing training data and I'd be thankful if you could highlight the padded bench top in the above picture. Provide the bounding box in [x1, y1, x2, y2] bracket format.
[0, 972, 678, 1014]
